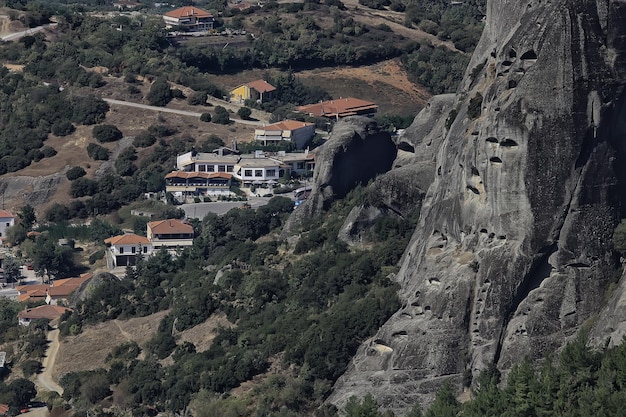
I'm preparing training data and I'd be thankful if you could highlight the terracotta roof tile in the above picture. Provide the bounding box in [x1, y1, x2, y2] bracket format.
[262, 120, 314, 131]
[18, 305, 72, 320]
[0, 210, 13, 218]
[245, 80, 276, 93]
[104, 234, 150, 246]
[148, 219, 193, 235]
[296, 97, 378, 118]
[165, 6, 213, 19]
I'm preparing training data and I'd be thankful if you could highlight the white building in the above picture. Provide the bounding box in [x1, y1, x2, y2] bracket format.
[0, 210, 14, 242]
[104, 234, 152, 268]
[254, 120, 316, 150]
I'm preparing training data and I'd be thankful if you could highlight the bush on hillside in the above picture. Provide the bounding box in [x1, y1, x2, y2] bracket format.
[93, 124, 123, 143]
[87, 143, 110, 161]
[66, 166, 86, 181]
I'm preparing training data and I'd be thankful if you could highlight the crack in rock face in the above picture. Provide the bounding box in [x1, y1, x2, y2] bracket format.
[326, 0, 626, 414]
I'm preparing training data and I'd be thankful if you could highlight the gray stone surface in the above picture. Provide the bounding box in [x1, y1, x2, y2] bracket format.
[328, 0, 626, 414]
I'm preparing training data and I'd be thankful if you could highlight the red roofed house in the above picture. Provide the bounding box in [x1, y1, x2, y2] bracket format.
[0, 403, 8, 415]
[230, 80, 276, 104]
[0, 210, 15, 244]
[16, 273, 94, 305]
[296, 97, 378, 120]
[104, 233, 152, 268]
[254, 120, 316, 149]
[147, 219, 194, 254]
[18, 305, 72, 326]
[163, 6, 215, 32]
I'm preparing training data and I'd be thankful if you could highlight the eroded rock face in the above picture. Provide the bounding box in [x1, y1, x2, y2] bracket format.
[282, 117, 396, 236]
[328, 0, 626, 414]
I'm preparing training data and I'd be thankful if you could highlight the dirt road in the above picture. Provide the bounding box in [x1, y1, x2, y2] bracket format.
[37, 328, 64, 395]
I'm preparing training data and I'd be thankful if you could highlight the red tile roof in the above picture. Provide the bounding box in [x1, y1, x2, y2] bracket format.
[148, 219, 193, 235]
[17, 274, 94, 301]
[104, 234, 150, 246]
[18, 305, 72, 321]
[262, 120, 314, 131]
[0, 210, 13, 218]
[245, 80, 276, 93]
[0, 404, 8, 415]
[297, 97, 378, 118]
[165, 6, 213, 19]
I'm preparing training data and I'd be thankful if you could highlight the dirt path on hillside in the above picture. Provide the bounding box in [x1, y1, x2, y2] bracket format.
[37, 328, 64, 395]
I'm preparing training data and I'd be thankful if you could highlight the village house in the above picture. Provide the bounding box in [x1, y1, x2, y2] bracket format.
[253, 120, 316, 149]
[104, 233, 152, 268]
[17, 305, 72, 326]
[296, 97, 378, 119]
[16, 273, 93, 305]
[163, 6, 215, 32]
[147, 219, 194, 254]
[113, 0, 141, 10]
[171, 150, 316, 192]
[0, 210, 15, 243]
[165, 171, 233, 198]
[230, 80, 276, 104]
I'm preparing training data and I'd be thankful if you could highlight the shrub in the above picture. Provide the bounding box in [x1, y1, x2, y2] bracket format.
[188, 91, 208, 105]
[93, 124, 123, 143]
[148, 124, 176, 137]
[133, 132, 156, 148]
[147, 78, 173, 107]
[21, 360, 41, 377]
[200, 112, 212, 122]
[51, 120, 75, 136]
[66, 166, 86, 181]
[212, 106, 231, 125]
[88, 249, 104, 265]
[237, 106, 252, 120]
[71, 95, 109, 125]
[40, 146, 57, 158]
[87, 143, 110, 161]
[127, 85, 141, 95]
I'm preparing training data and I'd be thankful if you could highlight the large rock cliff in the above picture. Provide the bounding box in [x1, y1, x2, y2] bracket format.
[328, 0, 626, 414]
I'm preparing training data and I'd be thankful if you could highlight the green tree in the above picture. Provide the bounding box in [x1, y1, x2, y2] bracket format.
[93, 124, 123, 143]
[344, 394, 389, 417]
[2, 254, 21, 283]
[147, 78, 173, 107]
[8, 378, 36, 407]
[27, 234, 75, 282]
[18, 204, 36, 229]
[237, 106, 252, 120]
[212, 106, 231, 125]
[5, 224, 27, 246]
[424, 381, 460, 417]
[66, 166, 86, 180]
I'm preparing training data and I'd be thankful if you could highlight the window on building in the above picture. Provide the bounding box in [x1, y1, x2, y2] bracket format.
[143, 246, 148, 253]
[120, 247, 124, 254]
[244, 169, 253, 176]
[227, 165, 234, 172]
[207, 165, 215, 172]
[255, 170, 263, 177]
[198, 165, 206, 172]
[132, 246, 136, 254]
[297, 162, 305, 169]
[218, 165, 226, 172]
[266, 169, 276, 177]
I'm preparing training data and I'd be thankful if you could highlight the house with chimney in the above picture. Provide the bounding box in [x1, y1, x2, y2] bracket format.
[163, 6, 215, 32]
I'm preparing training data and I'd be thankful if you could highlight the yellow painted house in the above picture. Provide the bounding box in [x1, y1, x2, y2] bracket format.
[230, 80, 276, 104]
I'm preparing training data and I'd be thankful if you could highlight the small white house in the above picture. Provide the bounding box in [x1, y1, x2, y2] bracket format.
[0, 210, 15, 242]
[104, 234, 152, 268]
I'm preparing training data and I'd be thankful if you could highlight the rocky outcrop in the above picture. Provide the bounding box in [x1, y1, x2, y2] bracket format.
[0, 172, 65, 209]
[282, 117, 396, 236]
[338, 95, 455, 246]
[70, 271, 119, 306]
[328, 0, 626, 414]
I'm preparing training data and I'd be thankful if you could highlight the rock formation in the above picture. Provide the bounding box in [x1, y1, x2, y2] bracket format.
[282, 117, 396, 236]
[328, 0, 626, 414]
